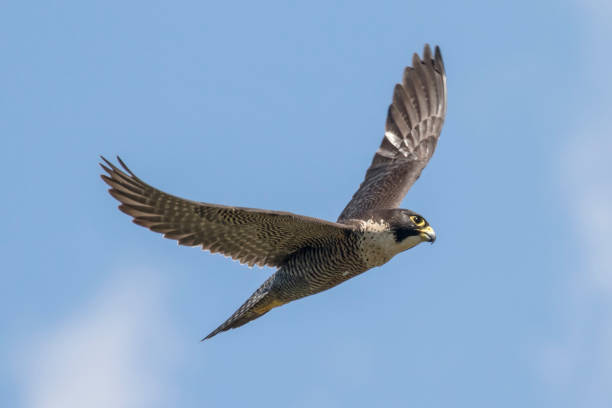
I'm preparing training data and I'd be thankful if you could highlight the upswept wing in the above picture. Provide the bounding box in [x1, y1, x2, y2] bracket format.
[100, 157, 354, 268]
[338, 44, 447, 221]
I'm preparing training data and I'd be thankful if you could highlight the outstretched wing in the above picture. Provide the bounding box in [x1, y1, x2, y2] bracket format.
[100, 157, 354, 268]
[338, 44, 447, 221]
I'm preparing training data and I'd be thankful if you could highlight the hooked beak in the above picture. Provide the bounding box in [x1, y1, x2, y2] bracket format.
[419, 226, 436, 244]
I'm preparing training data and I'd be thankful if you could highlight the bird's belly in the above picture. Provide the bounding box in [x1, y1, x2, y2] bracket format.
[274, 251, 369, 301]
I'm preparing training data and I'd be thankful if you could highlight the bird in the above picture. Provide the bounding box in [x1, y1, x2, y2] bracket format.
[100, 44, 446, 340]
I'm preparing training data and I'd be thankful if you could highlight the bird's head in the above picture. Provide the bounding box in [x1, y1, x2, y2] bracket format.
[391, 209, 436, 245]
[364, 208, 436, 251]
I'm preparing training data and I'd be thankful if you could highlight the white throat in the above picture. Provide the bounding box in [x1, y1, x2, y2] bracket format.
[357, 219, 423, 268]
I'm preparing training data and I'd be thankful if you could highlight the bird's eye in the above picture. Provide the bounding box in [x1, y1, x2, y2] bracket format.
[411, 215, 425, 227]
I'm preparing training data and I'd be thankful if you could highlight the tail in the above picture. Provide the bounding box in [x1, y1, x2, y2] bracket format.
[202, 278, 285, 341]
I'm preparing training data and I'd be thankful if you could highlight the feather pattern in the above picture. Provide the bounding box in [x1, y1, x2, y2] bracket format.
[100, 157, 355, 268]
[338, 44, 446, 221]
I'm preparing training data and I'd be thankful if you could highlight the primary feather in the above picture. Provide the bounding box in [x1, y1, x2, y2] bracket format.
[338, 45, 446, 221]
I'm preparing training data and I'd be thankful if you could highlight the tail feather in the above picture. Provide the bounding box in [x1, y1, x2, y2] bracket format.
[202, 279, 284, 341]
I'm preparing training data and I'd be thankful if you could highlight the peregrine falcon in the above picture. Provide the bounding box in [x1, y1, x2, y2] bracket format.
[100, 44, 446, 340]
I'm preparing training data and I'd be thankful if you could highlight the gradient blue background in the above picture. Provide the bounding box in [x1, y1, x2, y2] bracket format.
[3, 1, 612, 407]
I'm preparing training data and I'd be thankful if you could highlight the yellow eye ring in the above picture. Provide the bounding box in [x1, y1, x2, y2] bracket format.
[410, 215, 426, 227]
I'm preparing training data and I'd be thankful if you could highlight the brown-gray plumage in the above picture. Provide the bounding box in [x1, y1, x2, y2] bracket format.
[339, 45, 446, 221]
[100, 44, 446, 340]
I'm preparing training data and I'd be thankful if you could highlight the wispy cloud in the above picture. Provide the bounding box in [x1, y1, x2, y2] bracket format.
[539, 1, 612, 405]
[565, 127, 612, 291]
[16, 270, 181, 408]
[554, 122, 612, 406]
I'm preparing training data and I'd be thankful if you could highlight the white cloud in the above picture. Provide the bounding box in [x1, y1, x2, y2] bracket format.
[555, 125, 612, 406]
[540, 127, 612, 407]
[564, 123, 612, 291]
[16, 270, 181, 408]
[564, 2, 612, 292]
[538, 2, 612, 405]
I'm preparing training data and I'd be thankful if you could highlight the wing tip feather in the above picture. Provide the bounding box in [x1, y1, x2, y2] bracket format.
[423, 44, 432, 61]
[434, 45, 445, 75]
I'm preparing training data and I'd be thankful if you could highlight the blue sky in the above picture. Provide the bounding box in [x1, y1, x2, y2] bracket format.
[2, 1, 612, 407]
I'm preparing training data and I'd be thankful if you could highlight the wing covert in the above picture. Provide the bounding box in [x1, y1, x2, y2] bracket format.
[338, 44, 447, 221]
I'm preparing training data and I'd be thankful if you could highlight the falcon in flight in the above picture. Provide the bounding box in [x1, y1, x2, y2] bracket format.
[100, 44, 446, 340]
